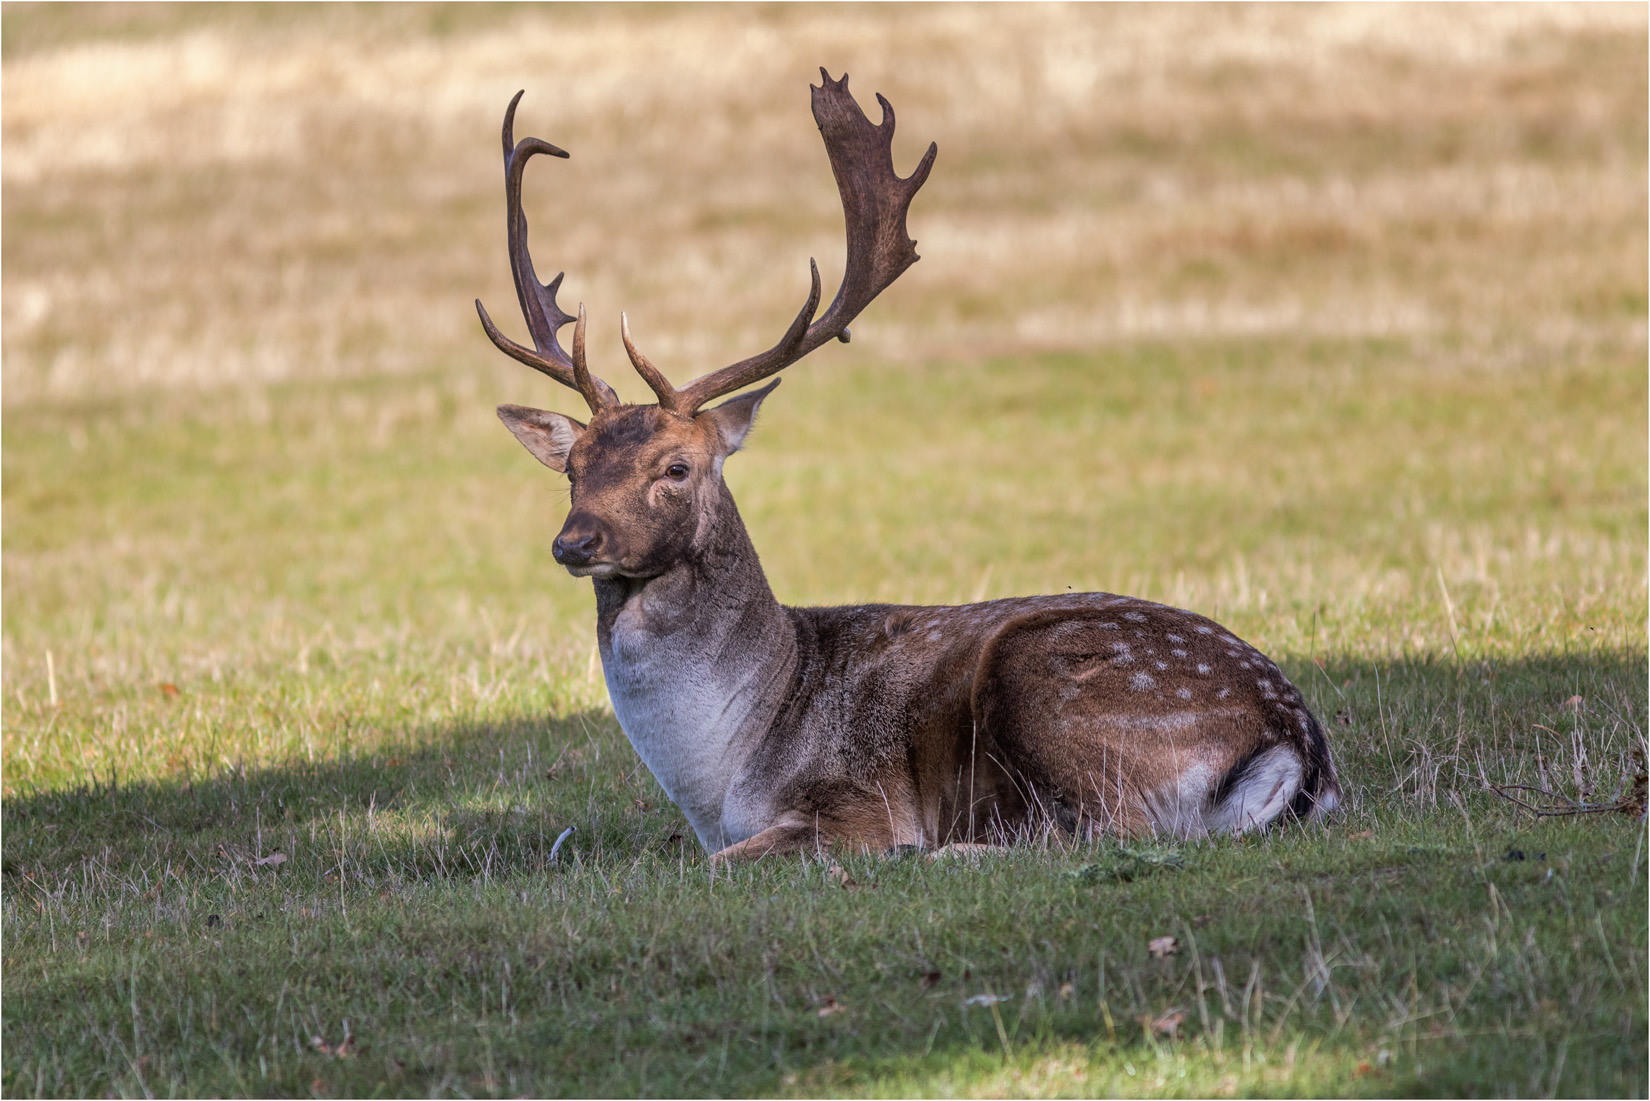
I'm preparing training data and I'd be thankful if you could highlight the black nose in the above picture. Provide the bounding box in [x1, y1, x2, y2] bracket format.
[553, 528, 603, 566]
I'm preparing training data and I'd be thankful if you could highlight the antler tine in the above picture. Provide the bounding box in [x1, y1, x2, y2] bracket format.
[620, 313, 684, 414]
[571, 305, 610, 413]
[476, 91, 617, 413]
[674, 70, 936, 415]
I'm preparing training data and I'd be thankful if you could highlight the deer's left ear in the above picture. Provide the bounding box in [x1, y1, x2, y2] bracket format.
[699, 378, 781, 456]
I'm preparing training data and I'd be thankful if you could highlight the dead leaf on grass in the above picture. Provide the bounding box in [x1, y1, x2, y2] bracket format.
[920, 970, 942, 990]
[1148, 935, 1179, 959]
[816, 997, 847, 1017]
[826, 862, 874, 890]
[1561, 695, 1584, 711]
[1348, 829, 1373, 840]
[311, 1032, 355, 1058]
[254, 852, 287, 867]
[158, 683, 180, 698]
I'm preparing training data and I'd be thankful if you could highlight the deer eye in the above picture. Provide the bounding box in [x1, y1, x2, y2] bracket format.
[665, 463, 690, 481]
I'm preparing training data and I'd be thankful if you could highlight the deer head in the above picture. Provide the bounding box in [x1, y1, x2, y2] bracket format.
[480, 70, 936, 579]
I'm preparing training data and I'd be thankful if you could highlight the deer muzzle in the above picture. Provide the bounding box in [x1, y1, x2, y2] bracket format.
[553, 514, 609, 574]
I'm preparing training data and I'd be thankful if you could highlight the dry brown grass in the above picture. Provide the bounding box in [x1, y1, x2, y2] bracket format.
[4, 2, 1644, 403]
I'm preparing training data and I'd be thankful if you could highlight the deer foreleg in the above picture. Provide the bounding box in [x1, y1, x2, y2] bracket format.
[709, 822, 828, 863]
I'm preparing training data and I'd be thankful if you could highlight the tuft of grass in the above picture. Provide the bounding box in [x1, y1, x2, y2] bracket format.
[4, 4, 1646, 1097]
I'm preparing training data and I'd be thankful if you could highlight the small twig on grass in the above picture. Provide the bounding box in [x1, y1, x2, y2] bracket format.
[1487, 783, 1631, 819]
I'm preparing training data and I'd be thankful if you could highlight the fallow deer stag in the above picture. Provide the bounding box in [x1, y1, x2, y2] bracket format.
[479, 71, 1341, 859]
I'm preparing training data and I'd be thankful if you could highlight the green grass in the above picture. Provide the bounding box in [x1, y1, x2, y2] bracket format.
[4, 339, 1646, 1097]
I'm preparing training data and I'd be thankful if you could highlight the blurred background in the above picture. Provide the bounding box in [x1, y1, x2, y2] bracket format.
[3, 3, 1645, 769]
[6, 3, 1645, 396]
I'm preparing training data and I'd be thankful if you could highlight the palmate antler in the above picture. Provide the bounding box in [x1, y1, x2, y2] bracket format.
[478, 70, 936, 417]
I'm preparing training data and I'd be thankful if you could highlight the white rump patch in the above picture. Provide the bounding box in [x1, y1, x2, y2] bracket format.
[1206, 745, 1303, 833]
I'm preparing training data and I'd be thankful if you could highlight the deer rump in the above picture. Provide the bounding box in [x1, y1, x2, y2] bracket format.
[712, 596, 1340, 859]
[478, 71, 1342, 860]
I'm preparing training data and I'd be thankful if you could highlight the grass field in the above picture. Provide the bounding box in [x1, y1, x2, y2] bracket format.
[3, 4, 1646, 1097]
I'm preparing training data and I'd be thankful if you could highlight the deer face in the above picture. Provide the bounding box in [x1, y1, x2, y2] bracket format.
[498, 383, 776, 579]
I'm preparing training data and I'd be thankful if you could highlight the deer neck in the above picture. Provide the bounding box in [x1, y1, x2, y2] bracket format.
[590, 483, 795, 849]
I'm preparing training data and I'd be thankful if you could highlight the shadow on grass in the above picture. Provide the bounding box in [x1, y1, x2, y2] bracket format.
[3, 646, 1642, 879]
[0, 705, 667, 884]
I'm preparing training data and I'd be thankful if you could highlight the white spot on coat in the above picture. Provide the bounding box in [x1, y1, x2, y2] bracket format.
[1176, 686, 1193, 700]
[1130, 671, 1157, 691]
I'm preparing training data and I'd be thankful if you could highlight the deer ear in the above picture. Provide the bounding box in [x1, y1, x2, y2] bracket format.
[498, 405, 585, 473]
[699, 379, 780, 456]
